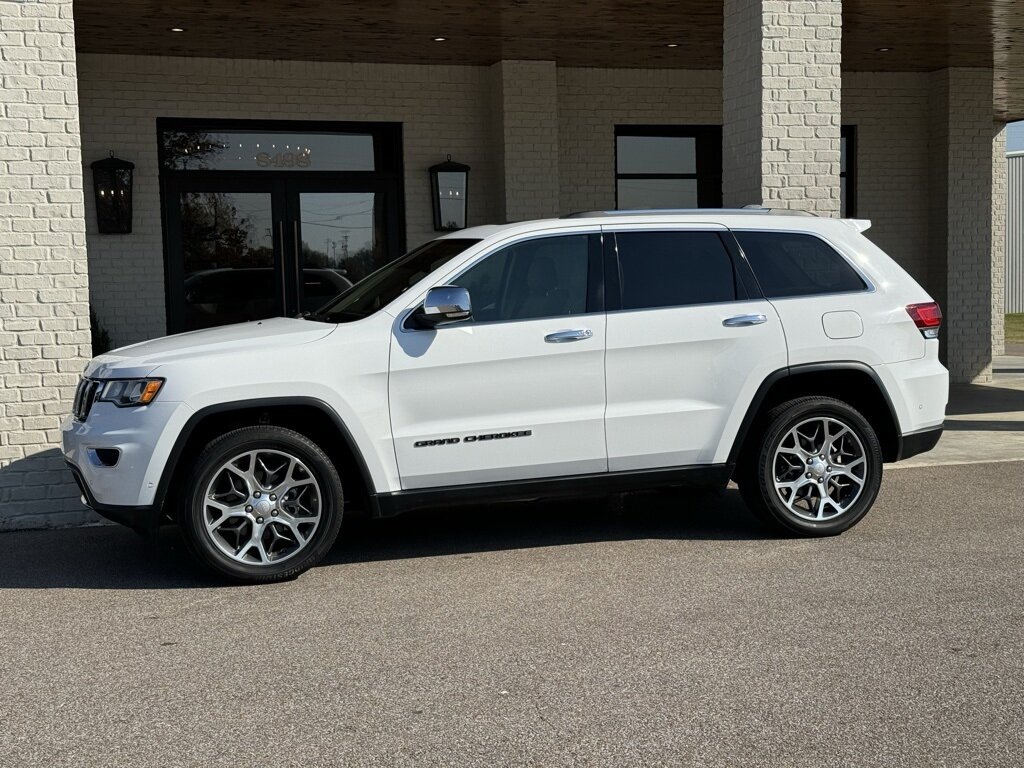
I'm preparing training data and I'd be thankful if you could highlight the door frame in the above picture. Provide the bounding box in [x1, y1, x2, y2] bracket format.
[157, 117, 406, 334]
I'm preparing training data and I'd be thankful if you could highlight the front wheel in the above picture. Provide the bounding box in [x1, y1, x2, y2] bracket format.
[738, 397, 883, 536]
[181, 426, 344, 582]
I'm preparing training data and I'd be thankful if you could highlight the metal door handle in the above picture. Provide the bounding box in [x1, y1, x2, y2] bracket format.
[722, 313, 767, 327]
[545, 328, 593, 343]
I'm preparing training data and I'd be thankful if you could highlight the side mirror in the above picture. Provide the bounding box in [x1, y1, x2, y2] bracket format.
[413, 285, 472, 328]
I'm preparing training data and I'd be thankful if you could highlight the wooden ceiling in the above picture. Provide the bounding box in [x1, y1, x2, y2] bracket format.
[73, 0, 1024, 119]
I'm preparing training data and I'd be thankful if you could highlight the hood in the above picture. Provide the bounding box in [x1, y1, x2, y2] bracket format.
[85, 317, 336, 378]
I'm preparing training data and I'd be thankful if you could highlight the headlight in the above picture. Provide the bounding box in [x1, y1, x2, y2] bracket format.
[98, 378, 164, 407]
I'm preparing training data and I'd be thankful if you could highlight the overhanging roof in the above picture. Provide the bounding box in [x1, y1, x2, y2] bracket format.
[73, 0, 1024, 120]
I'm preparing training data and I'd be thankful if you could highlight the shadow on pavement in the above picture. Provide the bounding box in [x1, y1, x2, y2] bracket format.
[0, 488, 770, 590]
[943, 419, 1024, 432]
[947, 384, 1024, 416]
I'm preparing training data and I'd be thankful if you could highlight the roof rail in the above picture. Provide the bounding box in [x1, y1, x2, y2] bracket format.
[560, 206, 817, 219]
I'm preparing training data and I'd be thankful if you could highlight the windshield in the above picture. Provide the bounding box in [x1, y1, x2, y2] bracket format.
[310, 238, 481, 323]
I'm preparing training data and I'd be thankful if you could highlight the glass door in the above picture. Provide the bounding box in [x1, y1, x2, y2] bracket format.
[164, 178, 285, 332]
[289, 188, 385, 316]
[159, 119, 405, 334]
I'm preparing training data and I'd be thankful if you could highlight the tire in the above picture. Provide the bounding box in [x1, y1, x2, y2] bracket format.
[737, 396, 883, 536]
[180, 426, 344, 583]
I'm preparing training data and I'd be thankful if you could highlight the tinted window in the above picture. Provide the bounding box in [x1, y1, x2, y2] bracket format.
[734, 231, 867, 298]
[318, 238, 480, 322]
[615, 231, 736, 310]
[453, 235, 590, 323]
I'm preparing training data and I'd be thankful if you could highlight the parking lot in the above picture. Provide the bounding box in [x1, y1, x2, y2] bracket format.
[1, 461, 1022, 767]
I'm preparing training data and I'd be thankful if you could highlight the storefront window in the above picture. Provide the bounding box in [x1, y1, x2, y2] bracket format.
[615, 126, 722, 209]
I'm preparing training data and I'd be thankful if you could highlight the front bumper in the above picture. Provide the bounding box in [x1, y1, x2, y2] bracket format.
[66, 460, 162, 531]
[61, 399, 193, 510]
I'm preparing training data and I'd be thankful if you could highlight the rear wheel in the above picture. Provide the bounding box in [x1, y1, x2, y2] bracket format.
[181, 426, 344, 582]
[738, 396, 883, 536]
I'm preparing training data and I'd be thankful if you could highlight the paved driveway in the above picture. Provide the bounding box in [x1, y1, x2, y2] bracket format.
[1, 462, 1022, 767]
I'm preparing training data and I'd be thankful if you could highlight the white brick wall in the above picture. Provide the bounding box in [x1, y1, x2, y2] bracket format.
[723, 0, 842, 214]
[844, 72, 931, 293]
[992, 121, 1006, 357]
[78, 54, 502, 348]
[940, 68, 997, 384]
[491, 61, 560, 222]
[0, 0, 93, 530]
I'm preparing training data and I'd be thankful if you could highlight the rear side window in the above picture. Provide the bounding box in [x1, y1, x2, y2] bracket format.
[614, 231, 736, 310]
[734, 231, 867, 298]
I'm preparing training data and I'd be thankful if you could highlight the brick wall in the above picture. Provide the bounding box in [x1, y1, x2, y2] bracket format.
[942, 68, 997, 384]
[77, 54, 502, 348]
[723, 0, 842, 215]
[927, 70, 950, 317]
[0, 0, 93, 530]
[844, 72, 931, 294]
[491, 61, 560, 222]
[992, 122, 1006, 357]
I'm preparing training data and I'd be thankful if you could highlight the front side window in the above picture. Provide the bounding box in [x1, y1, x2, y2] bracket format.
[451, 235, 592, 323]
[316, 238, 480, 322]
[733, 231, 867, 298]
[615, 126, 722, 209]
[614, 231, 737, 310]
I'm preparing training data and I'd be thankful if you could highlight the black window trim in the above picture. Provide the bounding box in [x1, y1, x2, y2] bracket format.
[604, 228, 752, 314]
[727, 227, 876, 301]
[614, 125, 723, 209]
[841, 125, 857, 218]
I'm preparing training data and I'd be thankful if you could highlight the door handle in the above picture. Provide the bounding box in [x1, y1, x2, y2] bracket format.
[722, 313, 768, 327]
[544, 328, 593, 343]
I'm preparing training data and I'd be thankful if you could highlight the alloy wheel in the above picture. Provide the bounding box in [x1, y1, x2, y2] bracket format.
[202, 449, 322, 566]
[771, 416, 867, 522]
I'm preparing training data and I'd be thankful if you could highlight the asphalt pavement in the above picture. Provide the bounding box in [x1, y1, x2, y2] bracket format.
[1, 461, 1022, 767]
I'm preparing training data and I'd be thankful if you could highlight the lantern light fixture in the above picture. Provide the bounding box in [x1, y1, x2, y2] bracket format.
[429, 155, 470, 232]
[90, 152, 135, 234]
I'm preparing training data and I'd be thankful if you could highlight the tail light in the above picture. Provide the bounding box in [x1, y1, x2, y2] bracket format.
[906, 302, 942, 339]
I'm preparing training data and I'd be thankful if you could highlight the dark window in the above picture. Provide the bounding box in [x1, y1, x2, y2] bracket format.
[452, 235, 592, 323]
[614, 231, 736, 310]
[733, 231, 867, 298]
[841, 125, 856, 218]
[319, 238, 479, 322]
[615, 126, 722, 209]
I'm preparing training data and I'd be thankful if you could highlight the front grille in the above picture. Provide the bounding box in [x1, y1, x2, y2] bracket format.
[72, 378, 101, 422]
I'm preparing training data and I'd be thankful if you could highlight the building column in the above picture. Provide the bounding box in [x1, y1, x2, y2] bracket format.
[722, 0, 842, 214]
[929, 68, 1001, 384]
[490, 60, 559, 222]
[992, 123, 1007, 358]
[0, 0, 92, 529]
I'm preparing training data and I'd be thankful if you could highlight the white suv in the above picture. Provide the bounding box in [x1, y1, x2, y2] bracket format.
[63, 209, 948, 582]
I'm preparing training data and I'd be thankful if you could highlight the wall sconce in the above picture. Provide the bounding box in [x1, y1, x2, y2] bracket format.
[90, 153, 135, 234]
[429, 155, 470, 231]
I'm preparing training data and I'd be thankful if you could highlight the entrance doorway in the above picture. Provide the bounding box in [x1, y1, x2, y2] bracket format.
[159, 119, 404, 333]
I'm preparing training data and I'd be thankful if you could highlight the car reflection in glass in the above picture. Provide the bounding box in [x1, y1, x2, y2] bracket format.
[183, 268, 354, 330]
